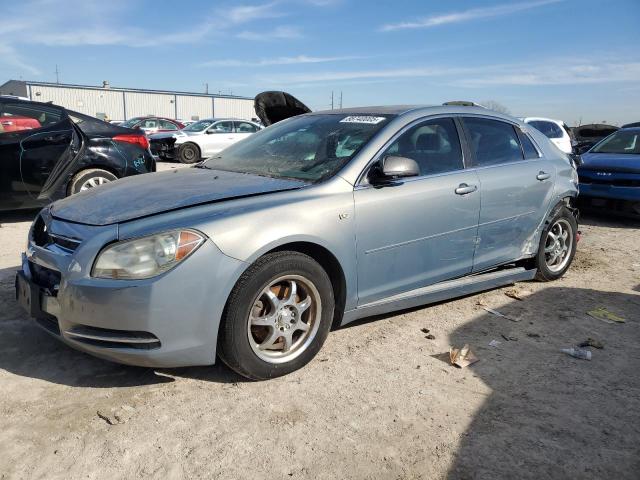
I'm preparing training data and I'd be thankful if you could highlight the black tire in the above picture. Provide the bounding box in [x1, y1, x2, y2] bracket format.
[68, 168, 117, 195]
[534, 205, 578, 281]
[178, 143, 201, 164]
[218, 251, 335, 380]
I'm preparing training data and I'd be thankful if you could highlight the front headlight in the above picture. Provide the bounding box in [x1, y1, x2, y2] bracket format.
[92, 230, 204, 279]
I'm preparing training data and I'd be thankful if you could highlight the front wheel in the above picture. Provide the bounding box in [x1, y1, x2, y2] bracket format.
[534, 206, 578, 281]
[177, 143, 201, 164]
[68, 168, 117, 195]
[217, 251, 334, 380]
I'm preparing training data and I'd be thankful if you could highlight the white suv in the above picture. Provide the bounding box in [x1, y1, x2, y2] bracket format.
[521, 117, 574, 154]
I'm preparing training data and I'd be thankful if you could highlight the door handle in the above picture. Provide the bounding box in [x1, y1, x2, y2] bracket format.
[455, 183, 477, 195]
[536, 171, 551, 181]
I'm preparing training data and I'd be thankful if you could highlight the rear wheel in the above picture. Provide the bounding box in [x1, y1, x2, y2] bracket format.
[218, 251, 334, 380]
[534, 206, 578, 281]
[68, 169, 117, 195]
[178, 143, 201, 164]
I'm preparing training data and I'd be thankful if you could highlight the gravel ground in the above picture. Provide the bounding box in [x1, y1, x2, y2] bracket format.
[1, 164, 639, 479]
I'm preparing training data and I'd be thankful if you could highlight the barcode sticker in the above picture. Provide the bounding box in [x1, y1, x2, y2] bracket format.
[340, 116, 386, 124]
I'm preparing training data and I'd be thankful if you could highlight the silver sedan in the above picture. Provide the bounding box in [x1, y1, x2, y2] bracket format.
[16, 104, 579, 379]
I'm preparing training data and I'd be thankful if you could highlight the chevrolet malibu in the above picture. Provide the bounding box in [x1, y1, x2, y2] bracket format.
[16, 104, 579, 380]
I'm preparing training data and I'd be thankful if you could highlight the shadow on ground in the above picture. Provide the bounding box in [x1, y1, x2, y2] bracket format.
[443, 286, 640, 479]
[578, 210, 640, 229]
[0, 210, 39, 225]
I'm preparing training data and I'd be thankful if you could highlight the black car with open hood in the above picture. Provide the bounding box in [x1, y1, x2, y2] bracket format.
[254, 91, 312, 126]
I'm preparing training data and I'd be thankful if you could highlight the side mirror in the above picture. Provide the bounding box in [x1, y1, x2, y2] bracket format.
[380, 155, 420, 179]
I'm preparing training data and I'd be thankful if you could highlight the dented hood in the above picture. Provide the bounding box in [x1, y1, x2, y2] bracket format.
[50, 168, 307, 226]
[254, 91, 311, 126]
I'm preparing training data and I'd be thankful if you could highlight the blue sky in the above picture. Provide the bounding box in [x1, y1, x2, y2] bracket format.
[1, 0, 639, 125]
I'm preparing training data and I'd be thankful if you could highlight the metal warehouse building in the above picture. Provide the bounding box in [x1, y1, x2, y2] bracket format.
[0, 80, 256, 122]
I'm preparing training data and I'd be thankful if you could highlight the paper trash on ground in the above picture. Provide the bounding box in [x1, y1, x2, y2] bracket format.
[449, 344, 479, 368]
[587, 307, 626, 324]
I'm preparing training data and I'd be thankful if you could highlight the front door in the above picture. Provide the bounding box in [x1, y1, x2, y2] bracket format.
[0, 100, 74, 209]
[354, 117, 480, 305]
[201, 120, 235, 156]
[460, 116, 557, 271]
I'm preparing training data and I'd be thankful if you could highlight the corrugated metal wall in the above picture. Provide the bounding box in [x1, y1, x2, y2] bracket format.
[30, 85, 125, 120]
[176, 95, 213, 121]
[124, 91, 174, 119]
[24, 83, 255, 121]
[214, 98, 256, 120]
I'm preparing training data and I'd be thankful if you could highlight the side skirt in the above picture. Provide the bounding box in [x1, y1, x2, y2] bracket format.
[341, 267, 536, 325]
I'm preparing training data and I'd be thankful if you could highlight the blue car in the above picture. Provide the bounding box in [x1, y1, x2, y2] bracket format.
[578, 127, 640, 217]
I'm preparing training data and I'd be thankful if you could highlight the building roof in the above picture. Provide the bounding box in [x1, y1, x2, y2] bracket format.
[1, 80, 252, 100]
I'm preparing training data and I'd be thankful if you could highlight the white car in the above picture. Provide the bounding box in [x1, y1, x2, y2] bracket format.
[149, 118, 262, 163]
[521, 117, 574, 154]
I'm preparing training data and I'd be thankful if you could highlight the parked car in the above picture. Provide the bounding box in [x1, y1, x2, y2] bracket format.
[120, 116, 185, 135]
[572, 123, 619, 154]
[577, 127, 640, 216]
[622, 121, 640, 129]
[16, 94, 578, 380]
[0, 97, 155, 211]
[521, 117, 574, 154]
[149, 118, 262, 163]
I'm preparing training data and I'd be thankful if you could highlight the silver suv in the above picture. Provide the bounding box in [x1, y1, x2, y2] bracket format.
[16, 102, 579, 379]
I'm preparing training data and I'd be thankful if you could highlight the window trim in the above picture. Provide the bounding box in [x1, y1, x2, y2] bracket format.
[355, 114, 468, 187]
[458, 114, 535, 170]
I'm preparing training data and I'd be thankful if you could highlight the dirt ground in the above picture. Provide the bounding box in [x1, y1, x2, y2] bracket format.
[1, 165, 639, 479]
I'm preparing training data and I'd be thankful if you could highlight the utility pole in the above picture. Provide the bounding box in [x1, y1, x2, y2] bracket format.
[55, 65, 60, 84]
[204, 83, 209, 94]
[331, 91, 334, 110]
[339, 91, 343, 109]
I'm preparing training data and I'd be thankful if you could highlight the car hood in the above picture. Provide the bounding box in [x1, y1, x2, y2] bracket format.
[254, 91, 311, 126]
[50, 168, 308, 226]
[579, 152, 640, 173]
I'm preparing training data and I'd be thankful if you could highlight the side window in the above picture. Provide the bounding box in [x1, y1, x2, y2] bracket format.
[160, 119, 178, 130]
[382, 117, 464, 176]
[235, 121, 258, 133]
[527, 120, 563, 139]
[0, 102, 64, 135]
[463, 117, 524, 167]
[209, 121, 233, 133]
[517, 128, 540, 159]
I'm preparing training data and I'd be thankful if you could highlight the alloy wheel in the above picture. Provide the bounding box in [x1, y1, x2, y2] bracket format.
[544, 218, 574, 273]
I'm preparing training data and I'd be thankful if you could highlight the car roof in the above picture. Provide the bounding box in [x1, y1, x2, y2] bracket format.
[309, 104, 519, 123]
[620, 126, 640, 132]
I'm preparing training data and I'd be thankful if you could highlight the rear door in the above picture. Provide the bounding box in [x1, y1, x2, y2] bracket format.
[354, 116, 480, 305]
[0, 100, 75, 209]
[232, 121, 260, 144]
[461, 116, 556, 272]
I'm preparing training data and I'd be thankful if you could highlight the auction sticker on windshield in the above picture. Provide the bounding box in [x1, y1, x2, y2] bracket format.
[340, 116, 387, 124]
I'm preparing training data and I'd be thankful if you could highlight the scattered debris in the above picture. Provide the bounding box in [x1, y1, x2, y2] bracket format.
[425, 334, 436, 340]
[526, 332, 541, 338]
[97, 410, 119, 426]
[420, 328, 430, 334]
[587, 307, 625, 324]
[488, 339, 501, 347]
[501, 334, 518, 342]
[579, 338, 604, 349]
[561, 348, 592, 360]
[482, 306, 519, 322]
[449, 344, 479, 368]
[504, 288, 532, 301]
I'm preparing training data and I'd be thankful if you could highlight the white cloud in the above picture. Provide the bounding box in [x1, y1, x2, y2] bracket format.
[381, 0, 563, 31]
[198, 54, 365, 67]
[0, 44, 41, 75]
[237, 26, 303, 40]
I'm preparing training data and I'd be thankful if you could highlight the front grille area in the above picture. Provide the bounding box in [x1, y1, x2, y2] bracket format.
[29, 261, 61, 293]
[579, 176, 640, 187]
[31, 215, 81, 252]
[65, 325, 161, 350]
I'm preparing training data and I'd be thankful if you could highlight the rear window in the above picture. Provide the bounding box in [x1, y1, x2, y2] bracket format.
[517, 129, 540, 159]
[527, 120, 563, 139]
[463, 117, 524, 167]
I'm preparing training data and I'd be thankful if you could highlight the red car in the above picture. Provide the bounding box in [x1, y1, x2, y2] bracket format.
[120, 116, 185, 135]
[0, 115, 41, 132]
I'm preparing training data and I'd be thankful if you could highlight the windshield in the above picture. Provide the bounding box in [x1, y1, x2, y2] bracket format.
[592, 130, 640, 155]
[121, 117, 142, 128]
[201, 113, 393, 182]
[183, 119, 215, 132]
